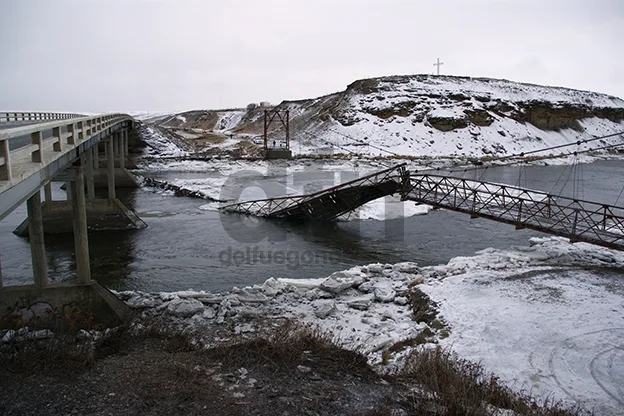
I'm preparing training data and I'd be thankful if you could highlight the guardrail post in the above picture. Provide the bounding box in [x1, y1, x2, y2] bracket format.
[52, 126, 62, 152]
[67, 123, 75, 145]
[71, 165, 91, 284]
[31, 131, 43, 163]
[0, 139, 11, 181]
[27, 191, 48, 288]
[78, 121, 85, 141]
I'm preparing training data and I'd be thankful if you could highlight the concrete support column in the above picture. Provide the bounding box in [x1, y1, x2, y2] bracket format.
[93, 143, 100, 171]
[27, 191, 47, 288]
[85, 148, 95, 200]
[65, 181, 72, 201]
[44, 183, 52, 202]
[115, 133, 121, 163]
[119, 131, 125, 169]
[107, 137, 116, 200]
[123, 129, 128, 156]
[71, 168, 91, 284]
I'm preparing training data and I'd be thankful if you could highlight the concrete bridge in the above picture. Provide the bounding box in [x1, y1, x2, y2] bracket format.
[0, 112, 140, 329]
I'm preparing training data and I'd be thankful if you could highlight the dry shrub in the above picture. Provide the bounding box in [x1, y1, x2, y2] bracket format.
[408, 287, 440, 325]
[205, 321, 371, 376]
[0, 334, 95, 375]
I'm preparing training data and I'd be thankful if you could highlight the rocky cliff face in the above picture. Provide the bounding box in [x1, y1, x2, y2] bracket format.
[163, 75, 624, 158]
[330, 75, 624, 131]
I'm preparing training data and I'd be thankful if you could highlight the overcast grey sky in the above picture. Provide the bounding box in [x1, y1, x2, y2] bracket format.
[1, 0, 622, 113]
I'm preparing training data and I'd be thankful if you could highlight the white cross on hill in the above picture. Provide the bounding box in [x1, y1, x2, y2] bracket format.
[433, 58, 444, 75]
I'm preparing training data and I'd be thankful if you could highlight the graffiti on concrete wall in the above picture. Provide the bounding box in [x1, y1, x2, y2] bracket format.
[1, 297, 95, 331]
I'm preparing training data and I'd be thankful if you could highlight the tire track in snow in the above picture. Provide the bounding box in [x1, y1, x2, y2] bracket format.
[543, 328, 624, 413]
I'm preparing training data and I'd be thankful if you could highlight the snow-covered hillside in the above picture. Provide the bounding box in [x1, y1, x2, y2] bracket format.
[153, 75, 624, 159]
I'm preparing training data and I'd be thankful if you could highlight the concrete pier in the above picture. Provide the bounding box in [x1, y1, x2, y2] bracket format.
[71, 167, 91, 284]
[107, 136, 116, 200]
[85, 148, 95, 200]
[26, 191, 47, 288]
[44, 183, 52, 203]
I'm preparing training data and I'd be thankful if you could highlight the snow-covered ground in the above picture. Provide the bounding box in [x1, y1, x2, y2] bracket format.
[420, 237, 624, 415]
[141, 126, 188, 157]
[114, 237, 624, 414]
[291, 76, 624, 158]
[214, 110, 245, 132]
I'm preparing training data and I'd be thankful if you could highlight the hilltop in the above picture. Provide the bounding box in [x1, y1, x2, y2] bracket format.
[146, 75, 624, 159]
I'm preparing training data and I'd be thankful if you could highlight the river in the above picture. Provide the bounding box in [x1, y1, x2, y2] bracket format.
[1, 159, 623, 293]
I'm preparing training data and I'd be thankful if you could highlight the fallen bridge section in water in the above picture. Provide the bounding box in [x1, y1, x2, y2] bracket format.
[220, 163, 408, 221]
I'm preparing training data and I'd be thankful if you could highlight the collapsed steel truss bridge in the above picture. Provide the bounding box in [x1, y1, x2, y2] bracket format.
[220, 164, 408, 221]
[220, 164, 624, 251]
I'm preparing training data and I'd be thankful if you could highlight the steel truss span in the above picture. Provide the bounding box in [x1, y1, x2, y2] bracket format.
[222, 163, 624, 251]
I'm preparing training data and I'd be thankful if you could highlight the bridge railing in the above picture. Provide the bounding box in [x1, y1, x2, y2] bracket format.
[404, 174, 624, 249]
[0, 112, 86, 122]
[0, 113, 132, 182]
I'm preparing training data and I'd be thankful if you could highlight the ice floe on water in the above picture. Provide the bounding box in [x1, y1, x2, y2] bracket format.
[340, 196, 432, 221]
[115, 236, 624, 414]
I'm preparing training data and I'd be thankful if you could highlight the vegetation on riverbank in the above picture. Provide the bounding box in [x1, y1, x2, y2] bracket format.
[0, 322, 587, 416]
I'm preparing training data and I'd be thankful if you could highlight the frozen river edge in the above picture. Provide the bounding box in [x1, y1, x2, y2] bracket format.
[99, 237, 624, 415]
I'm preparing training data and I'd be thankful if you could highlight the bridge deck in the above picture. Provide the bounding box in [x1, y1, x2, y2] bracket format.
[0, 114, 132, 220]
[403, 174, 624, 251]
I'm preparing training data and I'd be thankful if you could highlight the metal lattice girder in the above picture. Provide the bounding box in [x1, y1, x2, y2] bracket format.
[402, 174, 624, 251]
[220, 163, 408, 220]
